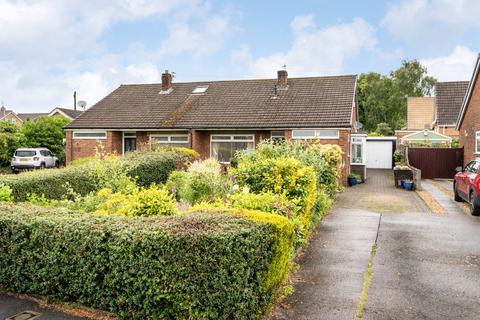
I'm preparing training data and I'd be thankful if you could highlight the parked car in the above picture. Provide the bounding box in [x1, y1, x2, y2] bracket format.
[454, 159, 480, 215]
[11, 148, 59, 173]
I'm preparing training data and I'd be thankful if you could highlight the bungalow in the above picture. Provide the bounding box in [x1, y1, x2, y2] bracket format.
[456, 54, 480, 164]
[0, 106, 83, 125]
[65, 70, 362, 183]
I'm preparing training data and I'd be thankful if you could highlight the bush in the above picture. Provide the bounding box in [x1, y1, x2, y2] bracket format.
[166, 159, 227, 204]
[0, 204, 293, 319]
[0, 150, 196, 202]
[95, 185, 177, 217]
[0, 183, 13, 202]
[229, 192, 298, 217]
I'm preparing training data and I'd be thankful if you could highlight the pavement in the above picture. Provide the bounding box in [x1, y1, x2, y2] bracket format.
[0, 293, 87, 319]
[270, 169, 480, 320]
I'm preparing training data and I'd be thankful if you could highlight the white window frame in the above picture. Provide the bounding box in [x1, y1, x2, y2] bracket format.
[72, 130, 107, 140]
[210, 134, 255, 163]
[291, 129, 340, 140]
[350, 136, 365, 165]
[476, 131, 480, 154]
[150, 134, 190, 148]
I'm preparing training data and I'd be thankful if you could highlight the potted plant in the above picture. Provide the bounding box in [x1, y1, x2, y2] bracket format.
[348, 173, 358, 187]
[403, 179, 414, 190]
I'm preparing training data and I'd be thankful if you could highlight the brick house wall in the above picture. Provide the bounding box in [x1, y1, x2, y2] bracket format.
[136, 132, 150, 151]
[407, 97, 435, 130]
[65, 130, 122, 163]
[436, 126, 459, 139]
[459, 78, 480, 165]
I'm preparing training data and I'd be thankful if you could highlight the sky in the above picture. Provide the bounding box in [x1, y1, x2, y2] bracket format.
[1, 0, 479, 113]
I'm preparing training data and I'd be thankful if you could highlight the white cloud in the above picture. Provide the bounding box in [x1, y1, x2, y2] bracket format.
[421, 45, 477, 81]
[242, 16, 376, 78]
[382, 0, 480, 43]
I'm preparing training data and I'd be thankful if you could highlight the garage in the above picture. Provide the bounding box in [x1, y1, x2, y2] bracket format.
[366, 137, 396, 169]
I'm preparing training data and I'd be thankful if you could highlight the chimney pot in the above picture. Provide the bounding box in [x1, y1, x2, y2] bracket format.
[277, 70, 288, 89]
[162, 70, 173, 92]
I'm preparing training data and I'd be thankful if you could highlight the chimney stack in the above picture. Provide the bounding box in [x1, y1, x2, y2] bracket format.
[162, 70, 173, 92]
[277, 70, 288, 89]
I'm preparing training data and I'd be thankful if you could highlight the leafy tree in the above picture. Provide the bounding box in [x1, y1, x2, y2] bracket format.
[359, 60, 436, 132]
[0, 122, 20, 166]
[18, 116, 70, 163]
[374, 122, 393, 136]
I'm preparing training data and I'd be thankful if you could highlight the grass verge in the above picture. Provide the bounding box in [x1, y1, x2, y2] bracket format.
[356, 244, 378, 319]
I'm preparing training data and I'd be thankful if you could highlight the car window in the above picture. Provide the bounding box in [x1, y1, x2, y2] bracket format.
[15, 150, 36, 157]
[471, 161, 480, 173]
[40, 150, 47, 156]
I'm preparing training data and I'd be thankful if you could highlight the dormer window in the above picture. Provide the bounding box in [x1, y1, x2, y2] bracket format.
[192, 85, 209, 94]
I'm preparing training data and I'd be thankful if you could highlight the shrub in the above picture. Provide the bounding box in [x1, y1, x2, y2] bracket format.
[0, 150, 196, 202]
[229, 192, 298, 218]
[0, 204, 293, 319]
[234, 156, 317, 231]
[166, 159, 228, 204]
[0, 183, 13, 202]
[95, 185, 177, 217]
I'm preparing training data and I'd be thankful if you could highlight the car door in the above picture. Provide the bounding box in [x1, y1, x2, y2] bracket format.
[466, 161, 479, 196]
[458, 161, 473, 196]
[44, 150, 53, 167]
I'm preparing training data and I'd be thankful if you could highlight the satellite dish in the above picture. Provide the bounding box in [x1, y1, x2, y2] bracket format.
[354, 121, 363, 130]
[77, 100, 87, 110]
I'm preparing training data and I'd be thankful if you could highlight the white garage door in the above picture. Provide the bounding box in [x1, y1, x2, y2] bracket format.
[366, 141, 393, 169]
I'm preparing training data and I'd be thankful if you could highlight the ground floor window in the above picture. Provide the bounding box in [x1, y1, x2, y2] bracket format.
[123, 132, 136, 153]
[291, 129, 339, 140]
[72, 130, 107, 139]
[476, 131, 480, 154]
[271, 131, 285, 143]
[211, 135, 255, 163]
[351, 137, 364, 164]
[150, 134, 190, 150]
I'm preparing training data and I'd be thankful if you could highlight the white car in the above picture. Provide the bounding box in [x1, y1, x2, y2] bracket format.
[11, 148, 59, 172]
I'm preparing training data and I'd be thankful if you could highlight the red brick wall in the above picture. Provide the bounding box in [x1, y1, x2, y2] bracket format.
[136, 132, 150, 151]
[191, 130, 210, 159]
[66, 130, 122, 163]
[459, 77, 480, 164]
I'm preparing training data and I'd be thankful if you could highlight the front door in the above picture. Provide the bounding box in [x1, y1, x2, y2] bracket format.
[124, 137, 136, 153]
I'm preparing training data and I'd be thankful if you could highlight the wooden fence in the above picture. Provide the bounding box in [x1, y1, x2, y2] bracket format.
[407, 147, 463, 179]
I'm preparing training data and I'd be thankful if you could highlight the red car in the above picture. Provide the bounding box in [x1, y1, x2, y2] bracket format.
[454, 159, 480, 215]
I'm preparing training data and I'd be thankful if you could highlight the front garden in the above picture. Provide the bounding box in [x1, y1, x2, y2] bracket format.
[0, 141, 342, 319]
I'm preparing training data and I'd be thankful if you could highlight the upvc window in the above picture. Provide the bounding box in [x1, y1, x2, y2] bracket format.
[351, 137, 364, 164]
[271, 131, 285, 143]
[150, 134, 190, 149]
[211, 135, 255, 163]
[73, 131, 107, 139]
[476, 131, 480, 154]
[292, 129, 339, 140]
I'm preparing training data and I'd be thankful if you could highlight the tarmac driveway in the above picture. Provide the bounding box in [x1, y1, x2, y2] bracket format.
[270, 170, 480, 320]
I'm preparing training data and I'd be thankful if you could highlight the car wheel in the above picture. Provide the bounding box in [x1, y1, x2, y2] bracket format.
[55, 161, 60, 168]
[470, 191, 480, 216]
[454, 183, 463, 202]
[40, 163, 46, 169]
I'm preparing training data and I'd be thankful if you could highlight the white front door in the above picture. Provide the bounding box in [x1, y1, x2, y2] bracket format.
[366, 141, 393, 169]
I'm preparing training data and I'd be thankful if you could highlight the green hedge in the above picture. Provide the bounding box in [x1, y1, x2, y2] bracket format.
[0, 150, 197, 202]
[0, 204, 293, 319]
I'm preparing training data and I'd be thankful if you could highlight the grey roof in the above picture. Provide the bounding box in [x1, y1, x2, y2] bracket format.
[66, 75, 357, 129]
[435, 81, 469, 126]
[53, 108, 83, 119]
[17, 113, 48, 122]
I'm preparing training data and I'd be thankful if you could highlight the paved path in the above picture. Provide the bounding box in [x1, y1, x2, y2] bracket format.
[0, 293, 87, 319]
[270, 170, 480, 320]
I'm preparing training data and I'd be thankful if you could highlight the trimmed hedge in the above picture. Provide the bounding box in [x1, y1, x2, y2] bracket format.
[0, 204, 293, 319]
[0, 150, 198, 202]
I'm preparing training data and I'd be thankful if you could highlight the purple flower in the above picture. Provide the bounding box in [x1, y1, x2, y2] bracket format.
[171, 187, 177, 194]
[229, 174, 235, 183]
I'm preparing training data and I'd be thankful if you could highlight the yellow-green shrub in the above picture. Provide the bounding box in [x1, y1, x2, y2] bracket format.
[95, 185, 177, 217]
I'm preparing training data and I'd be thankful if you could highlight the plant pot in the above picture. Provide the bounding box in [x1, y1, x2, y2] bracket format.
[348, 177, 357, 187]
[400, 180, 405, 188]
[356, 178, 362, 184]
[403, 182, 413, 190]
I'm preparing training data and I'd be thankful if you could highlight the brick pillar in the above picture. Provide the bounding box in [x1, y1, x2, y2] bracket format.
[65, 131, 73, 164]
[136, 132, 150, 151]
[284, 130, 292, 140]
[191, 130, 209, 159]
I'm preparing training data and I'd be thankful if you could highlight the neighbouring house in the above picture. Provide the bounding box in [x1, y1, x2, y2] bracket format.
[434, 81, 469, 138]
[65, 70, 362, 184]
[456, 54, 480, 165]
[395, 97, 435, 141]
[0, 106, 82, 126]
[400, 129, 451, 146]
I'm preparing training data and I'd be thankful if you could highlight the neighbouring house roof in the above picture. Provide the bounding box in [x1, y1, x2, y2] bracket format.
[435, 81, 469, 126]
[66, 75, 358, 130]
[401, 130, 451, 143]
[406, 97, 435, 130]
[49, 107, 83, 120]
[457, 54, 480, 130]
[17, 113, 48, 122]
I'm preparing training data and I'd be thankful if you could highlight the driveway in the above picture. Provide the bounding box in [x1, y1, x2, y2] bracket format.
[270, 170, 480, 320]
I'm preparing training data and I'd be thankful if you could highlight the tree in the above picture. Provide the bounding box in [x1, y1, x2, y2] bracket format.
[374, 122, 393, 136]
[0, 122, 20, 166]
[358, 60, 437, 132]
[18, 116, 70, 163]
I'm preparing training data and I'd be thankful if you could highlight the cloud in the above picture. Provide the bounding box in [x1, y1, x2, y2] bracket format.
[382, 0, 480, 44]
[240, 16, 376, 78]
[0, 0, 234, 112]
[421, 45, 478, 81]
